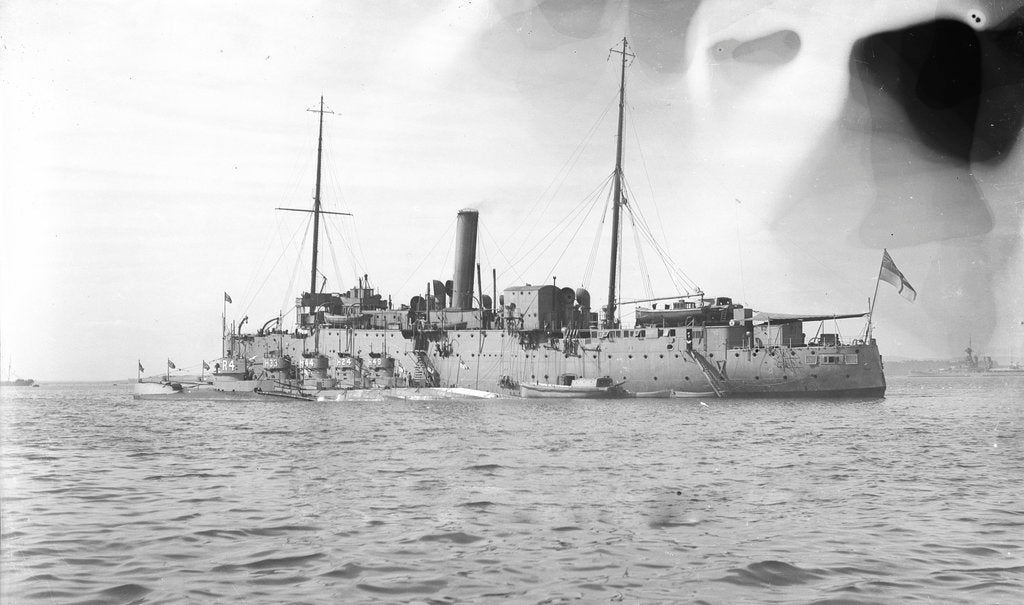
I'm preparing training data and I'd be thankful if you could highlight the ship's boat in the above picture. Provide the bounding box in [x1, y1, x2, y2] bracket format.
[520, 375, 628, 399]
[134, 380, 183, 396]
[137, 38, 889, 401]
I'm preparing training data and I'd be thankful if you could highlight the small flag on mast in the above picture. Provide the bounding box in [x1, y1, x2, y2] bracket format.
[224, 292, 232, 304]
[167, 359, 176, 369]
[202, 361, 210, 370]
[138, 361, 144, 373]
[879, 249, 916, 302]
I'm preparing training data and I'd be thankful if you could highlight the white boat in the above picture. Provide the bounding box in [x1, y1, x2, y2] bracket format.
[519, 375, 628, 399]
[133, 380, 184, 397]
[670, 390, 718, 398]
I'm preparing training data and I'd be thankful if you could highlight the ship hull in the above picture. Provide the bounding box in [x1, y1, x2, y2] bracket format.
[221, 325, 886, 399]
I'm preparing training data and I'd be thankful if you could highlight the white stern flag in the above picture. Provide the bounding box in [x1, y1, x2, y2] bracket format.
[880, 249, 916, 302]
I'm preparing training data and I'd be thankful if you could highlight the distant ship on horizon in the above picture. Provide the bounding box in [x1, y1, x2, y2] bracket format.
[136, 38, 893, 401]
[1, 356, 36, 388]
[908, 340, 1024, 377]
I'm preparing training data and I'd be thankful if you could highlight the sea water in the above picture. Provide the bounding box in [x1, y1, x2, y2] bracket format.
[1, 377, 1021, 604]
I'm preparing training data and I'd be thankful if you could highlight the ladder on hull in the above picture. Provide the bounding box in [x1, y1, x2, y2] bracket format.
[410, 351, 439, 387]
[688, 350, 727, 398]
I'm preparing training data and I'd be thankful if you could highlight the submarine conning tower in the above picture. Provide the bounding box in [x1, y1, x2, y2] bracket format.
[452, 209, 479, 310]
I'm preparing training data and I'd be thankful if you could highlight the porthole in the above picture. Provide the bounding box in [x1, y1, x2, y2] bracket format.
[628, 355, 633, 359]
[755, 376, 760, 380]
[653, 376, 658, 381]
[684, 376, 690, 381]
[735, 353, 739, 357]
[667, 344, 673, 350]
[709, 353, 714, 358]
[659, 354, 664, 359]
[783, 376, 788, 380]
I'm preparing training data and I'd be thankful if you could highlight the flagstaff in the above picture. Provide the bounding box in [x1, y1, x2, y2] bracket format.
[866, 248, 917, 341]
[222, 292, 231, 357]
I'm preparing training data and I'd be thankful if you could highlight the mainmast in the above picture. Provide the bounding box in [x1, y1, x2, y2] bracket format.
[605, 37, 633, 329]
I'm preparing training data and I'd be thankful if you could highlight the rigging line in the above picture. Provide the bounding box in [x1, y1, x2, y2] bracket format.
[541, 176, 615, 284]
[677, 129, 867, 300]
[237, 139, 314, 315]
[627, 209, 654, 300]
[440, 226, 455, 289]
[503, 171, 617, 270]
[583, 185, 614, 287]
[242, 215, 310, 319]
[507, 181, 609, 281]
[625, 103, 673, 255]
[283, 217, 313, 314]
[481, 223, 531, 287]
[503, 93, 617, 249]
[477, 230, 494, 291]
[501, 93, 619, 254]
[625, 177, 700, 292]
[734, 199, 747, 304]
[727, 190, 867, 302]
[332, 214, 365, 284]
[321, 218, 347, 292]
[236, 219, 280, 316]
[621, 177, 700, 292]
[321, 144, 371, 278]
[392, 217, 456, 299]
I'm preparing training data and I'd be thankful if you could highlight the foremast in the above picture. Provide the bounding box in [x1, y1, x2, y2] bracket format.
[274, 97, 351, 329]
[309, 96, 327, 296]
[604, 37, 633, 329]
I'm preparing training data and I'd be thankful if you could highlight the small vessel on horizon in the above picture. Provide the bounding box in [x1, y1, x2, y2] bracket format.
[135, 38, 892, 401]
[1, 354, 37, 388]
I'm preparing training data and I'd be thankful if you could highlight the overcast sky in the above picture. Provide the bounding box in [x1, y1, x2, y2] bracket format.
[2, 0, 1021, 381]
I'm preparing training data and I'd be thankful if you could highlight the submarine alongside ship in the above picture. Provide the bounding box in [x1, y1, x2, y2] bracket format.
[135, 39, 888, 401]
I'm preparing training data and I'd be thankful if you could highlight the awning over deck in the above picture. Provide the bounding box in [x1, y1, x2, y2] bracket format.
[750, 311, 868, 325]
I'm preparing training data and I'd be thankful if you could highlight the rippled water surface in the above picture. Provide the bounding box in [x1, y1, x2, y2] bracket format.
[2, 377, 1022, 604]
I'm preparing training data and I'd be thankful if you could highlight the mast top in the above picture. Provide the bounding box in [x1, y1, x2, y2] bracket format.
[609, 37, 634, 63]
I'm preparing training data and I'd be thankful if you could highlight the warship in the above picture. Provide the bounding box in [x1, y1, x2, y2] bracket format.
[907, 340, 1024, 377]
[136, 38, 887, 401]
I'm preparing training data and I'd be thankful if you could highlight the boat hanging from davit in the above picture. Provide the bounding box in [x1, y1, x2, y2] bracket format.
[135, 38, 897, 401]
